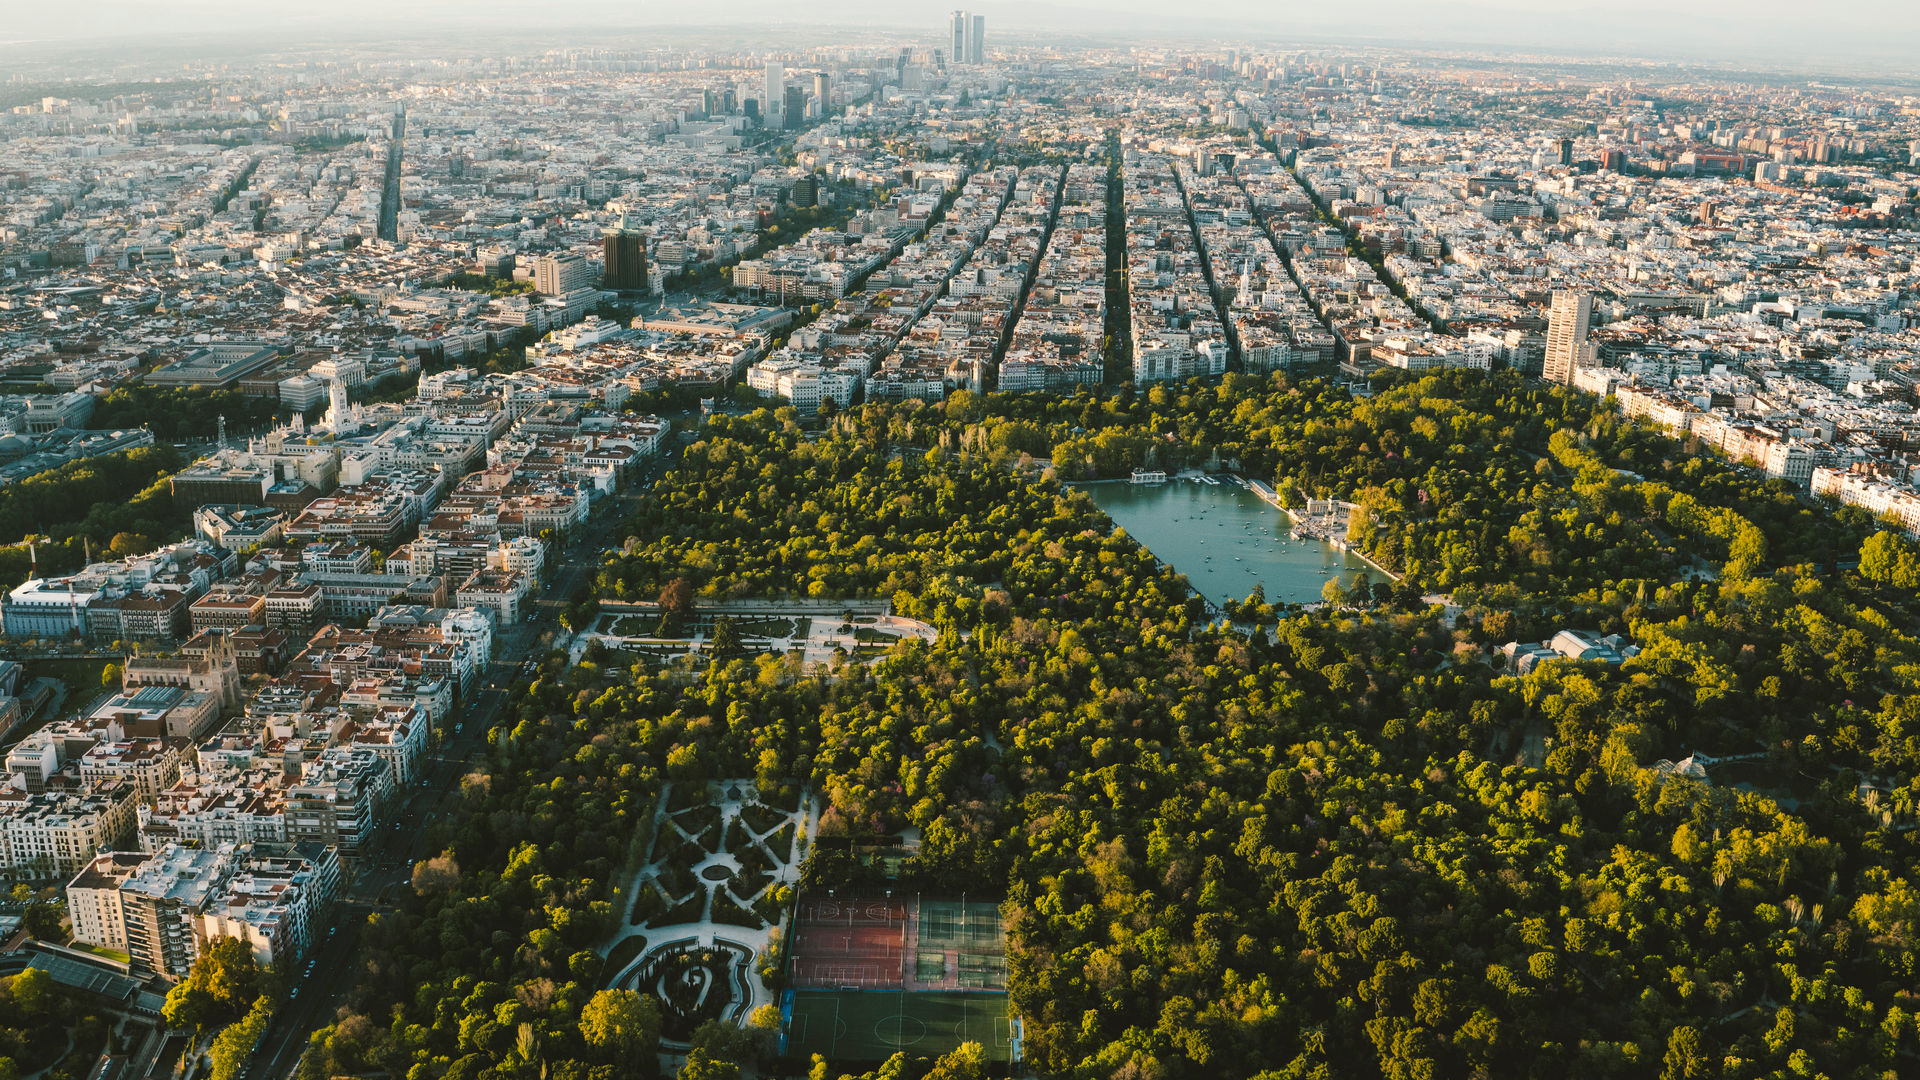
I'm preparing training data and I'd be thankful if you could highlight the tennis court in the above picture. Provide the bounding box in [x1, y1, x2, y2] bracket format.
[785, 990, 1017, 1064]
[912, 898, 1006, 991]
[789, 895, 910, 989]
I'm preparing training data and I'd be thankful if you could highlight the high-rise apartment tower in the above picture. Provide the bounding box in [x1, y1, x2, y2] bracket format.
[1543, 290, 1592, 384]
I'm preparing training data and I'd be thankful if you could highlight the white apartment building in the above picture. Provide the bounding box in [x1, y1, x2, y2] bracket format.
[344, 706, 431, 786]
[118, 843, 236, 978]
[284, 748, 393, 857]
[195, 843, 341, 969]
[139, 780, 288, 851]
[455, 569, 530, 626]
[72, 841, 340, 975]
[1813, 467, 1920, 533]
[746, 357, 860, 412]
[1544, 290, 1593, 385]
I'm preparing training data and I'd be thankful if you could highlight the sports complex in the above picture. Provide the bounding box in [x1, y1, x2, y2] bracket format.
[780, 894, 1021, 1064]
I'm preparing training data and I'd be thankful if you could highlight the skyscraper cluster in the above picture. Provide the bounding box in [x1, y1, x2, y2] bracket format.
[949, 10, 986, 65]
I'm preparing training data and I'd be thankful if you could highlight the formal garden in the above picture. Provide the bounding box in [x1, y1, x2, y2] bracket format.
[628, 940, 757, 1040]
[599, 779, 813, 1044]
[587, 607, 937, 666]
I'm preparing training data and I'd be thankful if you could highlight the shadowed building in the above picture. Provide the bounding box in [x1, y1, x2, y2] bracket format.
[603, 214, 649, 293]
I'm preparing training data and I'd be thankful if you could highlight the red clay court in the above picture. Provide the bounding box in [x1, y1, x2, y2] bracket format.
[789, 897, 910, 989]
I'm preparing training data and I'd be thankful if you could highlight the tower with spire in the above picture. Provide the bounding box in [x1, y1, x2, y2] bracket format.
[324, 373, 356, 436]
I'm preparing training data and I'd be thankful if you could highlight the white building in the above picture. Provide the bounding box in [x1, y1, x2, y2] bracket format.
[72, 841, 340, 975]
[746, 356, 859, 412]
[2, 577, 103, 639]
[344, 706, 431, 787]
[455, 569, 530, 626]
[196, 843, 341, 969]
[1813, 467, 1920, 533]
[117, 842, 236, 977]
[1543, 290, 1592, 385]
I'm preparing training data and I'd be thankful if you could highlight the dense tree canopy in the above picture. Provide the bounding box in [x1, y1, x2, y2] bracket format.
[313, 373, 1920, 1080]
[0, 443, 185, 549]
[89, 385, 278, 441]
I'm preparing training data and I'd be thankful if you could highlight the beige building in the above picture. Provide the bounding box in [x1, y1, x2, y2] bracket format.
[123, 632, 242, 714]
[65, 850, 150, 952]
[0, 782, 140, 879]
[78, 739, 184, 802]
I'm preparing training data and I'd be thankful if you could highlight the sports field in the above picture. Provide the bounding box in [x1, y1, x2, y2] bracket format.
[914, 898, 1006, 991]
[789, 896, 909, 989]
[788, 894, 1005, 992]
[785, 990, 1017, 1064]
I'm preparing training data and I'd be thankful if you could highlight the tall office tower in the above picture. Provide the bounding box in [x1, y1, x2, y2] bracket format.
[970, 15, 985, 64]
[602, 215, 648, 292]
[951, 11, 968, 64]
[533, 252, 592, 296]
[1559, 138, 1574, 166]
[764, 62, 784, 123]
[1543, 290, 1592, 385]
[813, 72, 830, 111]
[783, 86, 805, 130]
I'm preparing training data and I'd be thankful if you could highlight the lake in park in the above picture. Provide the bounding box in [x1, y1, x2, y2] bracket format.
[1082, 478, 1392, 608]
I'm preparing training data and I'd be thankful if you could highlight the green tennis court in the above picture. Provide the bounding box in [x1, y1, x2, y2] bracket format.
[917, 899, 1003, 949]
[785, 990, 1016, 1063]
[912, 898, 1007, 991]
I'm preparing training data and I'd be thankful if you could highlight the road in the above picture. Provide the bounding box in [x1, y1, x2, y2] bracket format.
[247, 458, 674, 1080]
[377, 108, 405, 243]
[251, 903, 368, 1080]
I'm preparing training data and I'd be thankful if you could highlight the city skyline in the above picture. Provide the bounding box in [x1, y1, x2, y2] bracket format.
[4, 1, 1919, 72]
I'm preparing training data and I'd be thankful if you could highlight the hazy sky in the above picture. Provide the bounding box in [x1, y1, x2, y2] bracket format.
[5, 0, 1918, 72]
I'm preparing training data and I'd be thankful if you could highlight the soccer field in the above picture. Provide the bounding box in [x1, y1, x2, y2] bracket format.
[784, 990, 1017, 1064]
